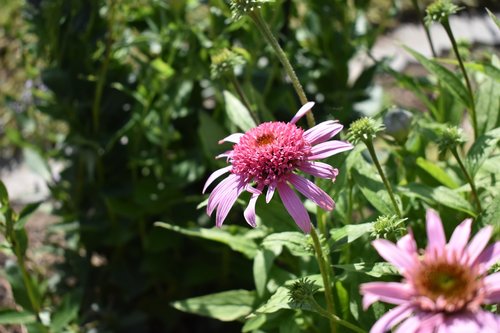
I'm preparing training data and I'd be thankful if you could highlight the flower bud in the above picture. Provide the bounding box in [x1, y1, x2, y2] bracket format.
[424, 0, 462, 25]
[229, 0, 271, 20]
[288, 278, 319, 305]
[383, 108, 413, 144]
[210, 48, 245, 79]
[438, 125, 465, 153]
[347, 117, 385, 144]
[371, 215, 407, 240]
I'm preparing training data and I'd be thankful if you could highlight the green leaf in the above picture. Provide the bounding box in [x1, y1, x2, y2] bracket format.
[261, 232, 313, 257]
[399, 184, 476, 216]
[15, 202, 42, 230]
[253, 249, 277, 297]
[477, 196, 500, 237]
[198, 112, 228, 159]
[253, 275, 322, 315]
[0, 309, 36, 325]
[171, 290, 256, 321]
[465, 127, 500, 176]
[151, 58, 175, 78]
[416, 157, 458, 188]
[405, 47, 471, 108]
[154, 222, 258, 259]
[352, 169, 399, 216]
[330, 222, 374, 245]
[50, 291, 81, 332]
[486, 8, 500, 29]
[223, 90, 256, 132]
[333, 262, 399, 277]
[0, 180, 8, 207]
[23, 147, 51, 182]
[476, 77, 500, 136]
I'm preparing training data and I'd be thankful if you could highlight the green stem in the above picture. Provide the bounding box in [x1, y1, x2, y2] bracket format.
[364, 138, 401, 217]
[442, 19, 478, 139]
[451, 148, 482, 212]
[308, 297, 367, 333]
[229, 73, 260, 124]
[249, 10, 315, 128]
[411, 0, 437, 58]
[310, 227, 336, 333]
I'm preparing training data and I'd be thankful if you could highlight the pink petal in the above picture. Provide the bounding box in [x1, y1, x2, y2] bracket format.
[372, 239, 416, 272]
[484, 272, 500, 304]
[360, 282, 412, 309]
[475, 310, 500, 331]
[203, 166, 232, 193]
[244, 192, 261, 228]
[369, 303, 413, 333]
[287, 174, 334, 211]
[447, 218, 472, 256]
[308, 140, 354, 160]
[215, 150, 233, 160]
[466, 225, 493, 265]
[475, 242, 500, 272]
[207, 174, 242, 216]
[397, 232, 417, 257]
[266, 183, 276, 203]
[290, 101, 315, 124]
[299, 161, 339, 179]
[441, 313, 483, 333]
[218, 133, 244, 144]
[277, 182, 311, 233]
[394, 315, 425, 333]
[303, 120, 343, 145]
[426, 209, 446, 254]
[215, 181, 245, 227]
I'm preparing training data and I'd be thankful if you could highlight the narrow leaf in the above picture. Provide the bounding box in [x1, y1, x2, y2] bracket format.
[333, 262, 399, 277]
[0, 309, 36, 325]
[416, 157, 458, 188]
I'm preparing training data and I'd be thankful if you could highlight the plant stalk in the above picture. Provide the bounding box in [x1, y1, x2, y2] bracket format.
[442, 19, 478, 138]
[310, 227, 337, 333]
[229, 73, 260, 124]
[249, 10, 315, 128]
[364, 138, 402, 217]
[308, 297, 367, 333]
[411, 0, 437, 58]
[451, 148, 482, 212]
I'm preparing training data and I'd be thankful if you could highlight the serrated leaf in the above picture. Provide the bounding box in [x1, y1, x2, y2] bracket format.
[475, 74, 500, 135]
[399, 184, 476, 216]
[330, 222, 374, 245]
[172, 290, 256, 321]
[223, 90, 256, 132]
[465, 127, 500, 176]
[333, 262, 399, 277]
[405, 47, 471, 108]
[416, 157, 458, 188]
[261, 232, 313, 257]
[253, 275, 322, 315]
[155, 222, 258, 258]
[477, 196, 500, 237]
[0, 309, 36, 325]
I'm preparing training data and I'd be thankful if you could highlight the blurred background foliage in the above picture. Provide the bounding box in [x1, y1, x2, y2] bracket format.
[0, 0, 499, 332]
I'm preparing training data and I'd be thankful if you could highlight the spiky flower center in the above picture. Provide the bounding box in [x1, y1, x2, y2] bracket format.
[231, 122, 311, 185]
[412, 254, 482, 312]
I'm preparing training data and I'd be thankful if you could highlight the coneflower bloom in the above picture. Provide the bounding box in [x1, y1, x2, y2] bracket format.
[203, 102, 353, 233]
[361, 209, 500, 333]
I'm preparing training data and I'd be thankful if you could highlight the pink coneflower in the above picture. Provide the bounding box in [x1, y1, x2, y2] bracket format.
[361, 209, 500, 333]
[203, 102, 353, 233]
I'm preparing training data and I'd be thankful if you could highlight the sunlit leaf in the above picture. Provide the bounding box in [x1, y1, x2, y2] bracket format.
[333, 262, 399, 277]
[0, 309, 36, 325]
[223, 90, 257, 132]
[416, 157, 458, 188]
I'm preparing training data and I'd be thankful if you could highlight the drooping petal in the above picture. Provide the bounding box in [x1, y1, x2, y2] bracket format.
[308, 140, 354, 160]
[215, 181, 245, 227]
[441, 312, 483, 333]
[218, 133, 244, 144]
[447, 218, 472, 256]
[303, 120, 343, 145]
[397, 232, 417, 257]
[483, 272, 500, 304]
[426, 209, 446, 254]
[394, 314, 427, 333]
[266, 182, 276, 203]
[475, 242, 500, 272]
[215, 150, 233, 160]
[244, 192, 261, 228]
[360, 282, 413, 309]
[287, 174, 334, 211]
[207, 174, 243, 216]
[290, 101, 315, 124]
[372, 239, 416, 272]
[203, 166, 232, 193]
[277, 182, 311, 233]
[466, 225, 493, 264]
[475, 310, 500, 331]
[299, 161, 339, 179]
[369, 303, 413, 333]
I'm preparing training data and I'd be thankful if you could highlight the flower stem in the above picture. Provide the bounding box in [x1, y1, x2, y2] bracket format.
[310, 227, 337, 333]
[249, 10, 315, 128]
[411, 0, 437, 58]
[308, 297, 367, 333]
[441, 19, 478, 139]
[364, 138, 402, 217]
[229, 73, 260, 124]
[451, 148, 482, 212]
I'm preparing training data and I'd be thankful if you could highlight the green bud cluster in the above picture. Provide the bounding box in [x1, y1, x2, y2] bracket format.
[287, 278, 319, 305]
[425, 0, 462, 25]
[438, 125, 465, 153]
[210, 48, 245, 79]
[229, 0, 271, 20]
[347, 117, 385, 144]
[371, 215, 407, 240]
